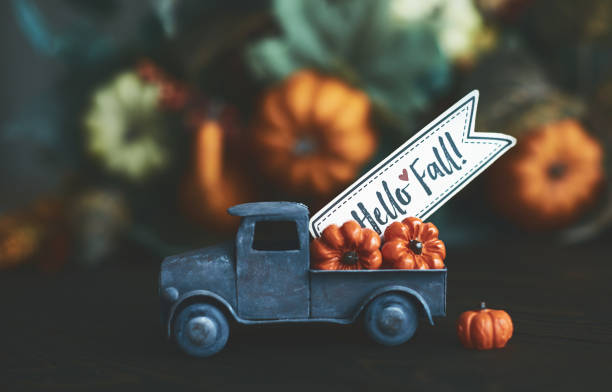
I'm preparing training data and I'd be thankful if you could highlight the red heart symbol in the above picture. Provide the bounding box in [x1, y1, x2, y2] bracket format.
[398, 169, 409, 181]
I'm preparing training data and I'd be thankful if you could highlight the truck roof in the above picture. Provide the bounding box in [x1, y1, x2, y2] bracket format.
[227, 202, 308, 218]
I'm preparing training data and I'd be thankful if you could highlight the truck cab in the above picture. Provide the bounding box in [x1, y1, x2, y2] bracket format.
[160, 202, 446, 357]
[231, 202, 310, 320]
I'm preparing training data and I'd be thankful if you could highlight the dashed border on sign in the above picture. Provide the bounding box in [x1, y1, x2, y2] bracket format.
[314, 105, 473, 234]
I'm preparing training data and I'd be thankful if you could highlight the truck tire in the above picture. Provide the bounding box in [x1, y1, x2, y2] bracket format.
[364, 293, 418, 346]
[174, 303, 229, 357]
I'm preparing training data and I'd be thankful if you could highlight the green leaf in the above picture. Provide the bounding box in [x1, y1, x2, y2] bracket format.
[246, 38, 301, 82]
[273, 0, 331, 67]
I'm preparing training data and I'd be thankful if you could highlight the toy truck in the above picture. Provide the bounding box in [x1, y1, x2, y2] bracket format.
[159, 202, 446, 357]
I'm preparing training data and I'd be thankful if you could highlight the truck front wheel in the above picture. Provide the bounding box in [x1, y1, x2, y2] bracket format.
[174, 303, 229, 357]
[364, 293, 418, 346]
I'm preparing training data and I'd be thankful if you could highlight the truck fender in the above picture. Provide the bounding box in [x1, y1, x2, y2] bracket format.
[355, 285, 435, 325]
[167, 290, 238, 338]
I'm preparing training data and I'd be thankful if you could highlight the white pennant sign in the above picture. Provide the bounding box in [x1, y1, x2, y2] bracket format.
[309, 90, 516, 238]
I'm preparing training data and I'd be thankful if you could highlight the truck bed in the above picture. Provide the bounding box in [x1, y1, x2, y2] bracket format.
[309, 269, 446, 322]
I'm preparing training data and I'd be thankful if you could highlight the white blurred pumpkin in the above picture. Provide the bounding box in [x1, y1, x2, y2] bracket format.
[84, 72, 170, 181]
[390, 0, 495, 64]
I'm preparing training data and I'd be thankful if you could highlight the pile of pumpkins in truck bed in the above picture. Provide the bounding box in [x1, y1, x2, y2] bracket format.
[310, 217, 446, 271]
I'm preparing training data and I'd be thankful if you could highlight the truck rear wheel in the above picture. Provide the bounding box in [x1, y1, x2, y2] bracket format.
[364, 293, 418, 346]
[174, 303, 229, 357]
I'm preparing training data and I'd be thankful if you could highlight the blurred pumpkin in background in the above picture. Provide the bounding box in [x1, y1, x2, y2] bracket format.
[251, 70, 377, 199]
[0, 197, 70, 271]
[382, 217, 446, 269]
[69, 189, 129, 268]
[84, 71, 171, 182]
[0, 215, 42, 270]
[180, 118, 255, 231]
[311, 221, 382, 270]
[560, 78, 612, 242]
[489, 119, 604, 230]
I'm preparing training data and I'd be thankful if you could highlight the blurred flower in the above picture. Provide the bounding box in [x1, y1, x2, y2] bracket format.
[84, 71, 170, 181]
[489, 119, 604, 230]
[70, 189, 129, 268]
[251, 70, 377, 198]
[390, 0, 495, 64]
[246, 0, 450, 129]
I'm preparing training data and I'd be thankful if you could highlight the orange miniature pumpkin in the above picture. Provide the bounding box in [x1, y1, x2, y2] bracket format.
[381, 217, 446, 270]
[489, 119, 604, 229]
[252, 70, 377, 198]
[311, 221, 382, 270]
[457, 302, 514, 350]
[180, 119, 255, 231]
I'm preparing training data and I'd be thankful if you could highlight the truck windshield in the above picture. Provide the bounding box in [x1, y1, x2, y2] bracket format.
[252, 220, 300, 251]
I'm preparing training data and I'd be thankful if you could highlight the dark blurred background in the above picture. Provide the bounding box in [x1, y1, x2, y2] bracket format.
[1, 0, 611, 272]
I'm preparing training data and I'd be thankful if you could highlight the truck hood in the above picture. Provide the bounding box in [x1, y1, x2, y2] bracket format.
[160, 240, 236, 298]
[162, 240, 235, 268]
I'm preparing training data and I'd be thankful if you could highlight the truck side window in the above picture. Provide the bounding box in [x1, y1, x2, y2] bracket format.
[252, 220, 300, 251]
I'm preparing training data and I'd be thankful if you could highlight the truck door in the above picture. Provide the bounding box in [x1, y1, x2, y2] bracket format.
[236, 216, 309, 319]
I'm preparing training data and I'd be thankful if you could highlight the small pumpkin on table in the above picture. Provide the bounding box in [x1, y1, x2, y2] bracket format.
[457, 302, 514, 350]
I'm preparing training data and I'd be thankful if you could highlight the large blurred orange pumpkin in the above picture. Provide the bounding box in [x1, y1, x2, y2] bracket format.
[180, 119, 254, 231]
[311, 221, 382, 270]
[382, 217, 446, 269]
[251, 70, 377, 198]
[489, 119, 604, 229]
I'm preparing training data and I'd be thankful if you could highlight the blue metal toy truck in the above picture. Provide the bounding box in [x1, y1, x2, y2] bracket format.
[159, 202, 447, 357]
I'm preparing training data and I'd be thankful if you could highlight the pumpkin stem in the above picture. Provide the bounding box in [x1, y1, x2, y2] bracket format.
[341, 250, 359, 265]
[481, 301, 486, 310]
[547, 162, 567, 180]
[408, 240, 423, 255]
[294, 135, 318, 156]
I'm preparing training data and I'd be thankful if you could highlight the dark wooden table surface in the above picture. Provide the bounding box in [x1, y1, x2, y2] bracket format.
[2, 242, 611, 391]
